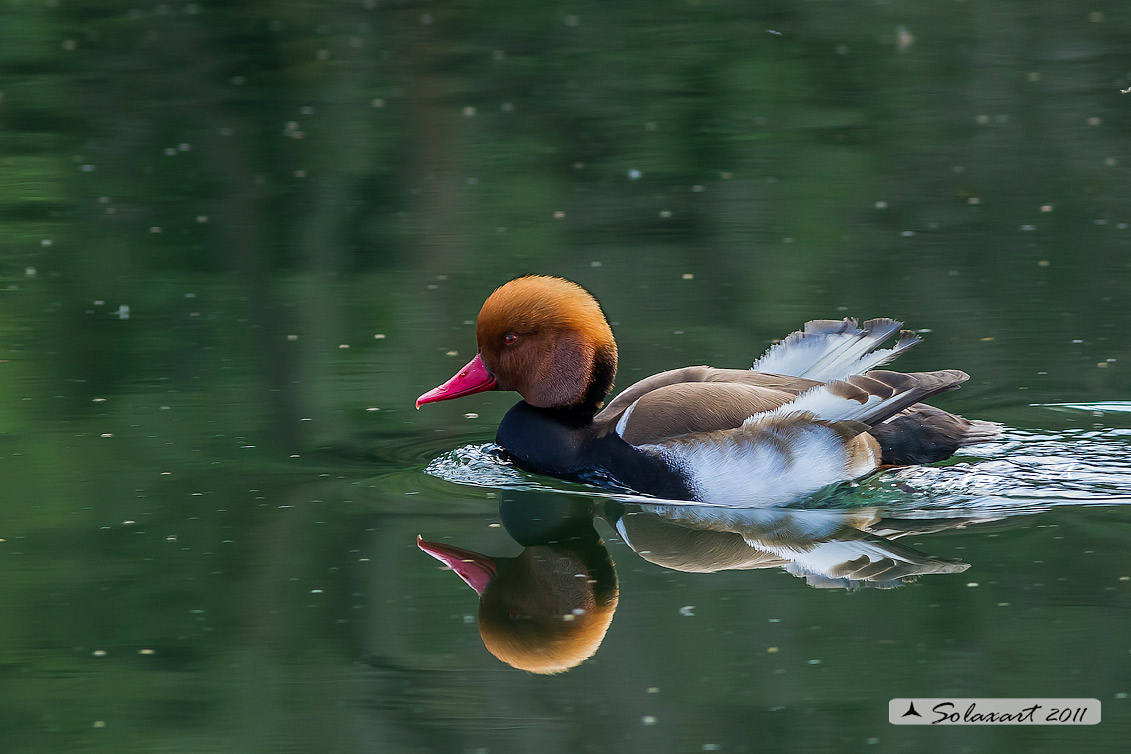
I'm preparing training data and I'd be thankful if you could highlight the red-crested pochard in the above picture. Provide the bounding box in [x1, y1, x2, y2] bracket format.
[417, 276, 999, 506]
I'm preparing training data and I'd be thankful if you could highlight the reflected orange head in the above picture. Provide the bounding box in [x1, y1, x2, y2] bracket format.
[477, 546, 619, 674]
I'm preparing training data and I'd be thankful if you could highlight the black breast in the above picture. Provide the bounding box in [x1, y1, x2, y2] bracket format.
[496, 402, 591, 477]
[496, 401, 696, 501]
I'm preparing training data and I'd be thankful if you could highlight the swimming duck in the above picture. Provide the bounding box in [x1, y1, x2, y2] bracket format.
[417, 276, 999, 506]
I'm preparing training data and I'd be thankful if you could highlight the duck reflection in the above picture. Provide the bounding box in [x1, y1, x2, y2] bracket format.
[609, 503, 970, 589]
[419, 493, 977, 672]
[418, 496, 617, 674]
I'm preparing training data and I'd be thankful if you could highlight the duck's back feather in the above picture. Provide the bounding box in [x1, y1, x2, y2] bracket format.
[751, 317, 920, 380]
[595, 366, 820, 438]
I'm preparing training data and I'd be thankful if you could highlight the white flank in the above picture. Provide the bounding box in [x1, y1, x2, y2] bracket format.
[645, 421, 855, 506]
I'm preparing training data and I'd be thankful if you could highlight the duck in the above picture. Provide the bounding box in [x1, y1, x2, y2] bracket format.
[416, 275, 999, 506]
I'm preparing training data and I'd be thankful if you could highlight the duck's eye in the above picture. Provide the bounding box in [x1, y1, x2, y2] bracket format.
[507, 608, 521, 621]
[503, 332, 519, 345]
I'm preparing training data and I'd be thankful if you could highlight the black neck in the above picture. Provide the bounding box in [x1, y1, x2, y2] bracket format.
[577, 343, 617, 418]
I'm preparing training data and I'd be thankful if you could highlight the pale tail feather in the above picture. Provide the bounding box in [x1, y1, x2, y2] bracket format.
[751, 318, 921, 381]
[755, 369, 969, 429]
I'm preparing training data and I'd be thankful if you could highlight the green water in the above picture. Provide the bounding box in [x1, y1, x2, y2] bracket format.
[2, 1, 1130, 752]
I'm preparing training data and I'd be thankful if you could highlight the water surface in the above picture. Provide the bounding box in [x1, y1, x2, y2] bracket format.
[2, 2, 1130, 752]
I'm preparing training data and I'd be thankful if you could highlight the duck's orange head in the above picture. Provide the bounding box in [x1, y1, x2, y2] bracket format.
[417, 276, 618, 411]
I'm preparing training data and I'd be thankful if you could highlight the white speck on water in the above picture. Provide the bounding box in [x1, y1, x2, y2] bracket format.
[149, 226, 162, 233]
[646, 687, 660, 694]
[462, 106, 476, 117]
[366, 407, 380, 412]
[641, 715, 657, 725]
[590, 261, 602, 267]
[874, 200, 887, 209]
[41, 238, 53, 246]
[896, 26, 914, 52]
[92, 650, 107, 657]
[553, 210, 565, 219]
[627, 168, 642, 180]
[678, 605, 695, 617]
[338, 344, 350, 349]
[565, 15, 580, 27]
[1020, 224, 1036, 231]
[659, 210, 672, 218]
[371, 98, 385, 108]
[311, 589, 323, 594]
[682, 273, 694, 280]
[807, 659, 822, 665]
[464, 413, 479, 419]
[25, 267, 36, 278]
[966, 582, 979, 587]
[900, 230, 915, 237]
